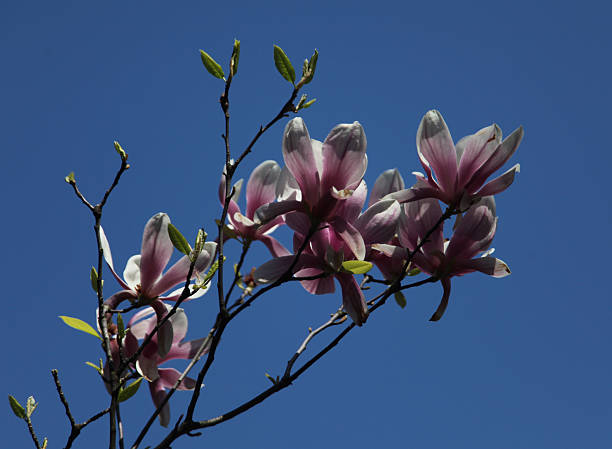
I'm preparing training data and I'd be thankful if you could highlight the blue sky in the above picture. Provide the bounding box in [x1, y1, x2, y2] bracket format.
[2, 1, 611, 448]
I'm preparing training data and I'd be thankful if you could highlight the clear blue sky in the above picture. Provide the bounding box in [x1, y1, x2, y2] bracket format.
[2, 1, 611, 448]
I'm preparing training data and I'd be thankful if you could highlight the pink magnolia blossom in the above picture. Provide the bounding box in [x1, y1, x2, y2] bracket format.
[127, 305, 209, 427]
[103, 306, 208, 427]
[100, 213, 216, 356]
[386, 110, 523, 209]
[218, 160, 290, 257]
[254, 180, 400, 326]
[255, 118, 369, 258]
[391, 196, 510, 321]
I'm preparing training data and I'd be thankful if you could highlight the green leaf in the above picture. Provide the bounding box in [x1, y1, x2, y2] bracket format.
[303, 49, 318, 85]
[264, 373, 278, 385]
[167, 223, 192, 256]
[199, 50, 225, 80]
[113, 141, 127, 162]
[90, 266, 99, 293]
[394, 291, 407, 309]
[341, 260, 373, 275]
[199, 258, 221, 286]
[118, 377, 143, 403]
[64, 172, 75, 184]
[26, 396, 37, 418]
[116, 313, 125, 340]
[300, 98, 316, 109]
[85, 361, 103, 374]
[59, 316, 102, 340]
[406, 267, 421, 276]
[230, 39, 240, 77]
[273, 45, 295, 84]
[8, 395, 26, 420]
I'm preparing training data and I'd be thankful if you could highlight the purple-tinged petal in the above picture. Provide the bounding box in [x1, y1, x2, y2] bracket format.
[148, 379, 170, 427]
[128, 307, 156, 338]
[295, 267, 334, 294]
[276, 166, 302, 201]
[123, 255, 141, 290]
[140, 213, 173, 295]
[457, 124, 502, 188]
[355, 199, 400, 245]
[158, 368, 196, 391]
[329, 216, 366, 260]
[430, 277, 451, 321]
[149, 247, 213, 298]
[105, 289, 138, 311]
[416, 110, 458, 196]
[259, 235, 291, 257]
[398, 199, 444, 255]
[336, 273, 368, 326]
[458, 256, 511, 278]
[335, 180, 367, 223]
[137, 355, 160, 382]
[246, 160, 282, 219]
[321, 122, 367, 192]
[218, 173, 243, 206]
[282, 118, 321, 206]
[253, 256, 300, 284]
[164, 337, 210, 361]
[284, 211, 311, 236]
[369, 244, 408, 280]
[369, 168, 405, 206]
[100, 227, 130, 290]
[151, 300, 173, 358]
[475, 164, 520, 197]
[465, 126, 523, 193]
[446, 200, 496, 260]
[253, 200, 302, 225]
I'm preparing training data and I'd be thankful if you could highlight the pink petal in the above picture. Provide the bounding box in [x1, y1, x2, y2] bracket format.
[465, 126, 523, 193]
[140, 213, 173, 296]
[456, 124, 502, 188]
[446, 200, 497, 261]
[284, 211, 312, 236]
[336, 273, 368, 326]
[369, 168, 405, 206]
[164, 337, 210, 361]
[398, 199, 444, 255]
[475, 164, 520, 197]
[282, 118, 321, 206]
[459, 256, 511, 278]
[246, 160, 282, 219]
[149, 247, 213, 298]
[355, 199, 400, 245]
[158, 368, 197, 391]
[329, 216, 366, 260]
[259, 235, 291, 257]
[295, 267, 335, 294]
[335, 180, 367, 223]
[321, 122, 367, 193]
[148, 379, 170, 427]
[253, 200, 302, 225]
[416, 110, 458, 197]
[430, 277, 451, 321]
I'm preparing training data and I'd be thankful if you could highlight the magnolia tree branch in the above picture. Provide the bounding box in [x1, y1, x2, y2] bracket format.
[52, 370, 110, 449]
[66, 153, 129, 449]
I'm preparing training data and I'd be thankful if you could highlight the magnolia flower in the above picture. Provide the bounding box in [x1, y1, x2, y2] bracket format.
[123, 306, 209, 427]
[255, 118, 369, 258]
[100, 213, 216, 355]
[218, 160, 289, 257]
[391, 197, 510, 321]
[254, 180, 400, 326]
[386, 110, 523, 210]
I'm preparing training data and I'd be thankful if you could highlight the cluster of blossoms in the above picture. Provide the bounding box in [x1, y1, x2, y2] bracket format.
[101, 109, 522, 426]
